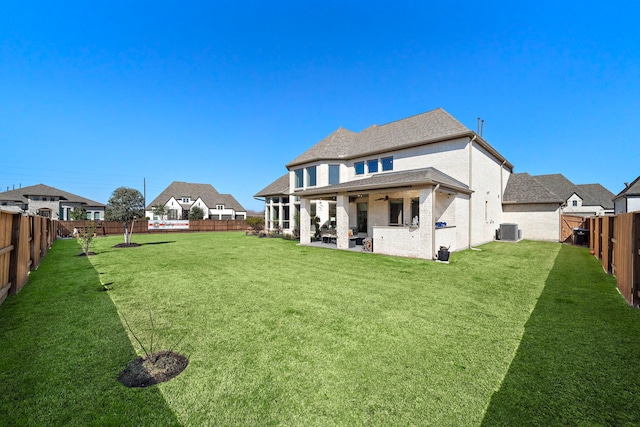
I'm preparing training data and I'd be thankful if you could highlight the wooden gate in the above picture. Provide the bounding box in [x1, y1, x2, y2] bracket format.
[561, 215, 588, 244]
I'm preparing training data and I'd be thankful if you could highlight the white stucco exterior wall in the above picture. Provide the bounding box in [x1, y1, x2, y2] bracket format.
[502, 203, 561, 241]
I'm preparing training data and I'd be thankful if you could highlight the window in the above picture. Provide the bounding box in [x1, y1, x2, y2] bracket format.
[86, 212, 91, 220]
[389, 200, 403, 225]
[307, 166, 317, 187]
[355, 161, 365, 175]
[182, 197, 190, 203]
[411, 198, 419, 226]
[367, 159, 378, 173]
[329, 165, 340, 184]
[216, 204, 225, 209]
[382, 156, 393, 171]
[572, 200, 578, 207]
[94, 212, 100, 220]
[295, 169, 304, 188]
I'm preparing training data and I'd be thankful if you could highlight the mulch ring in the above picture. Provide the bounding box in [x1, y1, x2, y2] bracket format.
[113, 243, 141, 248]
[118, 350, 189, 388]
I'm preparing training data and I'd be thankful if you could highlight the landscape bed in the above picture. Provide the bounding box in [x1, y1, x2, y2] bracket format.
[1, 232, 639, 426]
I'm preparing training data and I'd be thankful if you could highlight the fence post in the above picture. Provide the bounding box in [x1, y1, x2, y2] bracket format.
[8, 213, 22, 296]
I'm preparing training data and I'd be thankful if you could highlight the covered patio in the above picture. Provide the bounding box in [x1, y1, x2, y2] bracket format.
[294, 167, 472, 260]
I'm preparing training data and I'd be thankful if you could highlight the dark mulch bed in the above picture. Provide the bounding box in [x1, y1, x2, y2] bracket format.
[118, 351, 188, 388]
[113, 243, 141, 248]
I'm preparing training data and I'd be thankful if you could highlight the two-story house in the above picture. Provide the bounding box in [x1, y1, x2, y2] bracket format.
[145, 181, 247, 220]
[256, 108, 514, 260]
[0, 184, 105, 220]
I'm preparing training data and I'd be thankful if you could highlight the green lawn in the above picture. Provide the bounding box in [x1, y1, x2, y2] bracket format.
[1, 232, 640, 426]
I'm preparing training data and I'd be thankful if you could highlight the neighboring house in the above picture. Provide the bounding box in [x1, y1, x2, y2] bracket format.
[145, 181, 247, 220]
[255, 108, 514, 260]
[502, 173, 614, 241]
[613, 176, 640, 214]
[533, 174, 614, 216]
[0, 184, 105, 220]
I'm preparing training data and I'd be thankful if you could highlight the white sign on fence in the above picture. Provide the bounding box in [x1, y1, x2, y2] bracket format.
[148, 220, 190, 230]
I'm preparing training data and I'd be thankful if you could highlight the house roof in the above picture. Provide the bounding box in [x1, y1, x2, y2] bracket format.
[0, 184, 104, 206]
[254, 173, 290, 198]
[503, 173, 614, 208]
[503, 173, 564, 204]
[532, 174, 576, 201]
[286, 108, 513, 170]
[575, 184, 614, 209]
[614, 176, 640, 199]
[146, 181, 246, 211]
[293, 167, 471, 197]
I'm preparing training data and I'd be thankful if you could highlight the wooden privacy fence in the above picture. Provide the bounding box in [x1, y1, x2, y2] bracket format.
[58, 219, 247, 237]
[590, 213, 640, 306]
[0, 210, 57, 306]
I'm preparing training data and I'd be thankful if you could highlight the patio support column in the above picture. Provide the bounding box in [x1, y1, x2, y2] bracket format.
[300, 198, 311, 245]
[336, 194, 349, 249]
[278, 203, 283, 230]
[419, 187, 434, 259]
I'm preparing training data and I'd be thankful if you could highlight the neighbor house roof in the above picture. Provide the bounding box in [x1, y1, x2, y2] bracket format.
[254, 173, 290, 198]
[503, 173, 564, 204]
[293, 167, 471, 197]
[614, 176, 640, 199]
[286, 108, 513, 170]
[146, 181, 245, 211]
[532, 174, 576, 201]
[575, 184, 614, 209]
[0, 184, 104, 206]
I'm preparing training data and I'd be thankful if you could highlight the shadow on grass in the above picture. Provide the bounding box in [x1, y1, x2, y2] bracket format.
[0, 239, 180, 425]
[481, 244, 640, 426]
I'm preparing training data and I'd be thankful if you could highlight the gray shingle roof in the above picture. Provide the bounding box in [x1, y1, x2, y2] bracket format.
[286, 108, 511, 169]
[293, 167, 470, 197]
[254, 173, 290, 198]
[614, 176, 640, 198]
[146, 181, 245, 211]
[0, 184, 104, 206]
[575, 184, 614, 209]
[532, 174, 576, 201]
[503, 173, 564, 204]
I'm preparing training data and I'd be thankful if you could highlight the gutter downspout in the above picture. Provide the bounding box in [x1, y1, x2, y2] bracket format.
[432, 183, 441, 259]
[468, 135, 477, 249]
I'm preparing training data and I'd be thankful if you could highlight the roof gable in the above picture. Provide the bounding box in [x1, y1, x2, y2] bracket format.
[146, 181, 246, 212]
[615, 176, 640, 198]
[575, 183, 615, 209]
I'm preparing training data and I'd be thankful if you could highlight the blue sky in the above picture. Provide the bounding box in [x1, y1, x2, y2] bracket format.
[1, 1, 638, 212]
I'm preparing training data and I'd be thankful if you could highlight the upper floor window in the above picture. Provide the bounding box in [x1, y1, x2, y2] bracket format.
[182, 197, 190, 203]
[572, 200, 578, 207]
[367, 159, 378, 173]
[354, 161, 365, 175]
[216, 204, 225, 209]
[329, 165, 340, 185]
[294, 169, 304, 188]
[307, 166, 317, 187]
[382, 156, 393, 171]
